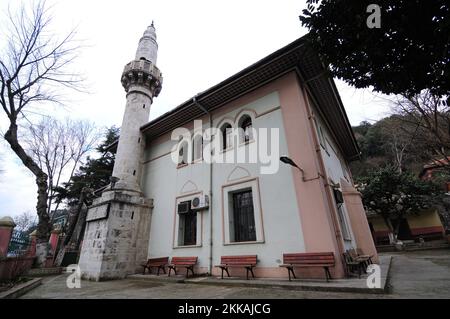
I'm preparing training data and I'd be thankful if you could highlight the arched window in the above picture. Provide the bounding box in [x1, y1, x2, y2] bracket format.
[178, 140, 189, 166]
[193, 135, 203, 161]
[238, 115, 253, 143]
[221, 123, 233, 150]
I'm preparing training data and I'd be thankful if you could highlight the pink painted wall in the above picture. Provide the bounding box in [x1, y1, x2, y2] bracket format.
[49, 231, 60, 254]
[0, 226, 14, 258]
[28, 234, 37, 257]
[342, 183, 379, 263]
[277, 72, 346, 278]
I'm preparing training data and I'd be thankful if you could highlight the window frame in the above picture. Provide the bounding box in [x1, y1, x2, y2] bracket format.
[230, 188, 257, 242]
[177, 139, 190, 167]
[220, 123, 234, 151]
[192, 134, 203, 162]
[222, 178, 265, 245]
[332, 186, 352, 242]
[174, 194, 203, 248]
[238, 114, 254, 144]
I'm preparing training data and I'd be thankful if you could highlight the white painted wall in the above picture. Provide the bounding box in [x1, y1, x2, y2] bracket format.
[141, 91, 305, 271]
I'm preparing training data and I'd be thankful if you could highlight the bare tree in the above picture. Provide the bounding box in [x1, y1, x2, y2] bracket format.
[13, 211, 36, 233]
[0, 1, 82, 266]
[379, 116, 421, 173]
[23, 117, 99, 218]
[395, 91, 450, 169]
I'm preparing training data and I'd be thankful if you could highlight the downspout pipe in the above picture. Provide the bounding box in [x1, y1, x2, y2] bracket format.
[295, 69, 346, 267]
[192, 95, 214, 275]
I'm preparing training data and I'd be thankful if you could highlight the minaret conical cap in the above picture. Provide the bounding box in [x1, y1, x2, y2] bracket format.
[135, 21, 158, 64]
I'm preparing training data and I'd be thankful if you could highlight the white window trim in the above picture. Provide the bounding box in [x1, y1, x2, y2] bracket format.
[177, 139, 190, 166]
[337, 203, 352, 242]
[222, 178, 265, 245]
[192, 134, 203, 162]
[237, 114, 255, 144]
[173, 194, 203, 248]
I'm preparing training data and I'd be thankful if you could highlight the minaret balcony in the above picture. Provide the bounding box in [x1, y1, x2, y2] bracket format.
[121, 59, 163, 97]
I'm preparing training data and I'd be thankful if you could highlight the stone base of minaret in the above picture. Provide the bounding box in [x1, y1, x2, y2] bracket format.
[78, 189, 152, 281]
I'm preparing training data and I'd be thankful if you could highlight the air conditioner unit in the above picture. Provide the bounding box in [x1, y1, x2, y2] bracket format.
[177, 201, 191, 214]
[191, 195, 209, 211]
[333, 188, 344, 205]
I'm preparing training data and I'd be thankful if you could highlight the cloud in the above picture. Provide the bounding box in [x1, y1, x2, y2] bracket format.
[0, 143, 37, 218]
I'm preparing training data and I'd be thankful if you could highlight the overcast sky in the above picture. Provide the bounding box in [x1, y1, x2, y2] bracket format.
[0, 0, 392, 218]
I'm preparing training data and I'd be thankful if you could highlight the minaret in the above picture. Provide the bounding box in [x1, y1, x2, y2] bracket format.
[113, 22, 163, 191]
[78, 24, 160, 281]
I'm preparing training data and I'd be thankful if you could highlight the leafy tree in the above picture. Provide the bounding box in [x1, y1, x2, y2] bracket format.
[300, 0, 450, 98]
[357, 165, 443, 241]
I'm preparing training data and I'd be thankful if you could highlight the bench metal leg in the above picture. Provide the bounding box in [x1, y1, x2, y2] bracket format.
[324, 267, 332, 282]
[143, 266, 147, 275]
[220, 267, 230, 279]
[168, 266, 176, 277]
[245, 267, 255, 280]
[186, 266, 194, 278]
[287, 267, 296, 281]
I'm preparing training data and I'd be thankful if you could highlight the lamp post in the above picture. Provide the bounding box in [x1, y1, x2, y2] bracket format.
[280, 156, 320, 182]
[280, 156, 301, 170]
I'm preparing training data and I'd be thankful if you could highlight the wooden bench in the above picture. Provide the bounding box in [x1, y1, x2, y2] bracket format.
[168, 256, 198, 278]
[216, 255, 258, 280]
[343, 251, 365, 278]
[348, 248, 372, 269]
[280, 252, 335, 282]
[142, 257, 169, 275]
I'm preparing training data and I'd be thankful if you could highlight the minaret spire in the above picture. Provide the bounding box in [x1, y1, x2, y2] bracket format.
[115, 24, 163, 191]
[135, 22, 158, 64]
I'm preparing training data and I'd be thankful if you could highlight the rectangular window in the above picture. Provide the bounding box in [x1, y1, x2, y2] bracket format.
[225, 129, 233, 149]
[193, 137, 203, 161]
[337, 205, 351, 241]
[231, 189, 256, 242]
[178, 200, 197, 246]
[319, 126, 328, 151]
[333, 190, 351, 241]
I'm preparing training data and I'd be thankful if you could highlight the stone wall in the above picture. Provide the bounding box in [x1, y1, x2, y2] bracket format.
[78, 189, 152, 281]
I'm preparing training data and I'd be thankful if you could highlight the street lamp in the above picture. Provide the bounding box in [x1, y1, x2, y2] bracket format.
[280, 156, 301, 170]
[280, 156, 312, 182]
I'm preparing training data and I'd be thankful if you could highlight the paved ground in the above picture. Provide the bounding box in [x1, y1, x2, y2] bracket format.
[20, 250, 450, 299]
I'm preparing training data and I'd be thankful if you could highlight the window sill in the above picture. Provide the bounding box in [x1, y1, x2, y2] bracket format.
[223, 240, 265, 246]
[238, 139, 255, 147]
[173, 244, 202, 249]
[219, 147, 234, 154]
[177, 163, 188, 169]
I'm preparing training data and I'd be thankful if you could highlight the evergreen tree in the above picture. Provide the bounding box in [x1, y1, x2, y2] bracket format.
[54, 126, 119, 206]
